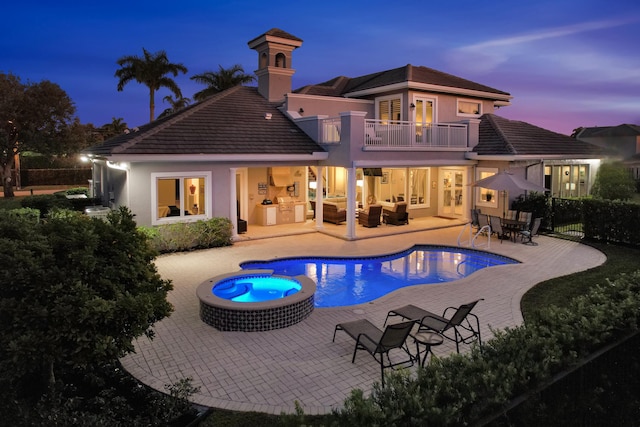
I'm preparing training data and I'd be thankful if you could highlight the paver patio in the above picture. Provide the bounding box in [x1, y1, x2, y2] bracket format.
[120, 223, 606, 415]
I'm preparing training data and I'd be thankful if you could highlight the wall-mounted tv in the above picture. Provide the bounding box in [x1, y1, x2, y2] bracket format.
[363, 168, 383, 177]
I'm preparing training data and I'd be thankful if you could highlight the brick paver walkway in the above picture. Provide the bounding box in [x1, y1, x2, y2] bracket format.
[120, 226, 605, 415]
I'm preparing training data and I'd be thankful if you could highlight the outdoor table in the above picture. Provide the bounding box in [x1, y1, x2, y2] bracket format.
[412, 332, 444, 367]
[501, 219, 527, 242]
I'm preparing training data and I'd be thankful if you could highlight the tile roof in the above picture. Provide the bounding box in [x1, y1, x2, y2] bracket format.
[83, 86, 325, 157]
[578, 124, 640, 138]
[247, 28, 303, 45]
[475, 114, 607, 157]
[295, 64, 510, 98]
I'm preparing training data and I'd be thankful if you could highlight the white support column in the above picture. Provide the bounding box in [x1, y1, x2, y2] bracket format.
[346, 166, 356, 240]
[229, 167, 238, 240]
[315, 166, 324, 229]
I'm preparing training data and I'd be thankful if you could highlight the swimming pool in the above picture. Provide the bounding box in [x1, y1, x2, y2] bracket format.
[240, 245, 518, 307]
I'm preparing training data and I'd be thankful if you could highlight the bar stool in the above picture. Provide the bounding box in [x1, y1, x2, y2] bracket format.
[413, 332, 444, 367]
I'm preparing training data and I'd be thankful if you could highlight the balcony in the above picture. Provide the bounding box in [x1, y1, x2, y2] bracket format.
[364, 119, 468, 150]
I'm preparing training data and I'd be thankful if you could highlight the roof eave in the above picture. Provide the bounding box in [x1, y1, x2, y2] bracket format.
[344, 81, 512, 102]
[104, 152, 329, 163]
[466, 153, 605, 161]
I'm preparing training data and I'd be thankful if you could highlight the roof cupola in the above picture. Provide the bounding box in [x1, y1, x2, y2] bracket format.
[247, 28, 302, 102]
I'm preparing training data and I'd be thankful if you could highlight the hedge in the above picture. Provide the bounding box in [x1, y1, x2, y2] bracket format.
[583, 199, 640, 245]
[138, 217, 233, 253]
[332, 271, 640, 426]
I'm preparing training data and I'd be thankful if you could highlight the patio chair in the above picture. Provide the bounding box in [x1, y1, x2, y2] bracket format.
[384, 299, 484, 353]
[358, 204, 382, 228]
[382, 202, 409, 225]
[489, 215, 508, 243]
[505, 210, 517, 220]
[470, 208, 481, 231]
[518, 211, 532, 228]
[333, 319, 415, 386]
[477, 213, 490, 235]
[519, 217, 542, 245]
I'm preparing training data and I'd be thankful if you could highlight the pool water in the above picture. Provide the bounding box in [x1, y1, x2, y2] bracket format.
[240, 245, 518, 307]
[212, 275, 301, 303]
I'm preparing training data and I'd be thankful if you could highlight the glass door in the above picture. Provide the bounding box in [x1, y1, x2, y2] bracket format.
[413, 97, 435, 145]
[439, 169, 465, 218]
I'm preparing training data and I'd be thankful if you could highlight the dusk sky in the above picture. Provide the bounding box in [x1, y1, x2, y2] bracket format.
[4, 0, 639, 135]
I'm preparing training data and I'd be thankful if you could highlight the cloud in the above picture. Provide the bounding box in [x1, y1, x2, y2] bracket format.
[446, 17, 640, 73]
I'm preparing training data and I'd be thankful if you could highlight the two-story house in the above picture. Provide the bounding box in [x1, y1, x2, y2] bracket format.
[83, 28, 605, 239]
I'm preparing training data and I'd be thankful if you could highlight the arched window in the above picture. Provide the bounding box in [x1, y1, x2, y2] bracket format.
[275, 53, 286, 68]
[260, 52, 267, 69]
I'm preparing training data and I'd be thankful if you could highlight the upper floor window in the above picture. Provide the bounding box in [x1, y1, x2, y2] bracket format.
[377, 96, 402, 123]
[457, 99, 482, 117]
[152, 171, 211, 225]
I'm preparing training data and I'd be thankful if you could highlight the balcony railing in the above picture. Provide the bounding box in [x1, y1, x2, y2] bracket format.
[365, 119, 468, 149]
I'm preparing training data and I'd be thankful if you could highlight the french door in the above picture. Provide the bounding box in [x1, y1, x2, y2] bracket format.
[439, 169, 465, 218]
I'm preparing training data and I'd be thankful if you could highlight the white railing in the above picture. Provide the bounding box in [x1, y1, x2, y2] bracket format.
[365, 119, 468, 149]
[320, 117, 341, 144]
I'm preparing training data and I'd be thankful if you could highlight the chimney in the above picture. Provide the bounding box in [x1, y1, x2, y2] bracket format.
[247, 28, 303, 102]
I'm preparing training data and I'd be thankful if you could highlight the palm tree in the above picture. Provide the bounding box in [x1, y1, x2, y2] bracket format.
[99, 117, 128, 140]
[115, 48, 188, 122]
[157, 95, 191, 119]
[190, 64, 255, 102]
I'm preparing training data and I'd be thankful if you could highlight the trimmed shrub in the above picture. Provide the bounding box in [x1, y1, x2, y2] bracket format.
[332, 271, 640, 426]
[139, 217, 233, 253]
[512, 192, 551, 229]
[21, 194, 71, 217]
[582, 198, 640, 245]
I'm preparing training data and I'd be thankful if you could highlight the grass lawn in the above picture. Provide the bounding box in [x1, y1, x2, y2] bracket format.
[520, 237, 640, 320]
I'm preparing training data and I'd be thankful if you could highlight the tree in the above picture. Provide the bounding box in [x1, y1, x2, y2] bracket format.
[591, 161, 635, 200]
[115, 48, 188, 123]
[190, 64, 255, 102]
[0, 207, 173, 397]
[157, 94, 191, 119]
[0, 73, 76, 197]
[100, 117, 128, 139]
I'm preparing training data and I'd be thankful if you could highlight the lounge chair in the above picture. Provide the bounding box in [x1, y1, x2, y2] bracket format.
[384, 299, 484, 353]
[382, 202, 408, 225]
[519, 217, 541, 245]
[358, 204, 382, 227]
[332, 319, 415, 386]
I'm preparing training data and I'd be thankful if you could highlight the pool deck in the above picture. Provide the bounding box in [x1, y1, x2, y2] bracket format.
[120, 220, 606, 415]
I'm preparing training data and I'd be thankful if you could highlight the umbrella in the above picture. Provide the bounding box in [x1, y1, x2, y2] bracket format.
[470, 171, 548, 217]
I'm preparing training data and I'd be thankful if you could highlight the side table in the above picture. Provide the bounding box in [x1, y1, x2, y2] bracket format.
[413, 332, 444, 367]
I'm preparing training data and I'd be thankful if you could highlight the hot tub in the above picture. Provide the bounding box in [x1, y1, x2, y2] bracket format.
[196, 270, 316, 331]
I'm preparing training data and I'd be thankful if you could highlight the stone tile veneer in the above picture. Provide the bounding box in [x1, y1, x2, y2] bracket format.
[196, 270, 316, 332]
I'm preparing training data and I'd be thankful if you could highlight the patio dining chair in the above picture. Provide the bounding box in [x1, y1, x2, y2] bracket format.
[519, 217, 542, 245]
[518, 211, 532, 228]
[333, 319, 415, 386]
[489, 215, 508, 243]
[384, 299, 484, 353]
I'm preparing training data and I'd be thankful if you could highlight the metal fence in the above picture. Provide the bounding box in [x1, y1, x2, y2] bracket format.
[550, 197, 584, 238]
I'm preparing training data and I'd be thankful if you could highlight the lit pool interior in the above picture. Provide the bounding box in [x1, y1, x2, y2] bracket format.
[240, 245, 519, 307]
[212, 275, 301, 303]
